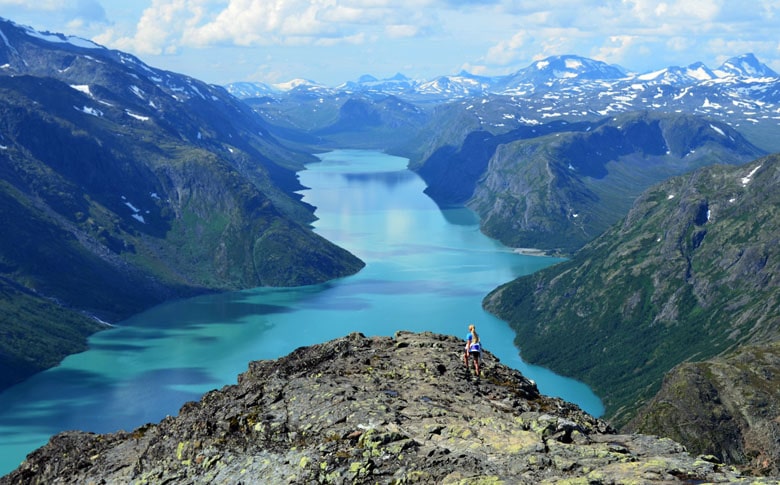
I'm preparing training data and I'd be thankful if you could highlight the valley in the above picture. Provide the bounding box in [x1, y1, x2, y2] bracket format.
[2, 15, 780, 478]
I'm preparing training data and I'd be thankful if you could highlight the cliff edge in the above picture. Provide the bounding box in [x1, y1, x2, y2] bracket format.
[2, 332, 774, 484]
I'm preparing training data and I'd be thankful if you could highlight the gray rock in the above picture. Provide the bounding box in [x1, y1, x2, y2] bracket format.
[2, 331, 775, 484]
[626, 341, 780, 476]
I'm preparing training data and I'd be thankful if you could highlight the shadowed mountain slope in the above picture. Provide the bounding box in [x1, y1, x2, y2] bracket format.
[0, 19, 364, 391]
[412, 111, 764, 253]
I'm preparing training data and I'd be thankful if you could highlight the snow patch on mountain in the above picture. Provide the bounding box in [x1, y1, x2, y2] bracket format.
[70, 85, 91, 96]
[21, 24, 102, 50]
[75, 105, 102, 117]
[274, 78, 323, 91]
[741, 165, 762, 186]
[126, 110, 150, 121]
[710, 124, 726, 136]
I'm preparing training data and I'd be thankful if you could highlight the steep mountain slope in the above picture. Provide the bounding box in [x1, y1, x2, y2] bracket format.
[244, 91, 430, 151]
[0, 19, 364, 391]
[483, 155, 780, 427]
[415, 111, 764, 252]
[1, 332, 766, 484]
[626, 341, 780, 475]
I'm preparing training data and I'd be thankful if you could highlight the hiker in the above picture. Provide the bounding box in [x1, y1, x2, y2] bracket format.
[464, 324, 481, 376]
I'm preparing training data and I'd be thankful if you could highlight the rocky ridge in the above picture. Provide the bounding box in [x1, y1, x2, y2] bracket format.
[626, 341, 780, 476]
[3, 331, 777, 484]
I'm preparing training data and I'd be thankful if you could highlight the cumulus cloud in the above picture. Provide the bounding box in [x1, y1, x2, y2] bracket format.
[14, 0, 780, 84]
[98, 0, 440, 55]
[485, 31, 529, 66]
[476, 0, 780, 73]
[0, 0, 108, 32]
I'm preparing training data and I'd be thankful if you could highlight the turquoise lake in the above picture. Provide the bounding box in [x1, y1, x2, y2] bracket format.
[0, 149, 604, 476]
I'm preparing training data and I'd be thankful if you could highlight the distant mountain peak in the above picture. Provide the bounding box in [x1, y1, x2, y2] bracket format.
[388, 72, 410, 81]
[272, 78, 323, 91]
[530, 55, 627, 79]
[685, 61, 717, 80]
[636, 61, 717, 84]
[495, 54, 628, 90]
[357, 74, 378, 83]
[716, 53, 778, 79]
[1, 17, 103, 51]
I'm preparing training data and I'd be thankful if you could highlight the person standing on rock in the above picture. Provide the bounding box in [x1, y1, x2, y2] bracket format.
[464, 324, 481, 376]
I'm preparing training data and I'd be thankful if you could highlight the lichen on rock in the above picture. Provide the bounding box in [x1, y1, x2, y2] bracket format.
[1, 331, 773, 484]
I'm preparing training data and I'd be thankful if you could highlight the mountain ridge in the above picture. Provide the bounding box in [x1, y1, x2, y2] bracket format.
[235, 52, 780, 161]
[0, 17, 364, 391]
[227, 53, 777, 97]
[4, 17, 780, 480]
[412, 110, 765, 253]
[482, 154, 780, 440]
[1, 331, 770, 484]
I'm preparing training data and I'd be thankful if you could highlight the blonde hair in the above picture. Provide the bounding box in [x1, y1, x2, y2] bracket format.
[468, 324, 479, 343]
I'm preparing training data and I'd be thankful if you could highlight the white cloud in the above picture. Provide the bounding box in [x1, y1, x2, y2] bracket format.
[100, 0, 437, 53]
[475, 0, 780, 75]
[7, 0, 780, 85]
[622, 0, 720, 24]
[485, 31, 528, 65]
[592, 35, 636, 64]
[0, 0, 108, 31]
[385, 24, 422, 38]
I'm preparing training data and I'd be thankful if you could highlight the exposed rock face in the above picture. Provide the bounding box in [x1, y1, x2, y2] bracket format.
[2, 332, 772, 484]
[416, 111, 764, 253]
[626, 341, 780, 476]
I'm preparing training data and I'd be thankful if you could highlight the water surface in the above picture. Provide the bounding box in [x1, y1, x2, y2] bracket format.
[0, 149, 603, 475]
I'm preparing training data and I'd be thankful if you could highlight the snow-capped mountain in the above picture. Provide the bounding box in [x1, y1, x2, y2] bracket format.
[497, 55, 627, 89]
[223, 81, 280, 98]
[415, 71, 493, 97]
[337, 73, 417, 94]
[636, 61, 718, 85]
[231, 52, 780, 148]
[715, 53, 778, 78]
[226, 53, 780, 118]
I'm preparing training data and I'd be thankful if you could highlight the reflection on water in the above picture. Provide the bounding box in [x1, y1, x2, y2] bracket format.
[0, 149, 604, 476]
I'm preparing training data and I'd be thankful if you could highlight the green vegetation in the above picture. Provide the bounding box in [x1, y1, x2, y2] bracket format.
[0, 278, 105, 389]
[467, 112, 765, 253]
[484, 155, 780, 426]
[0, 54, 364, 390]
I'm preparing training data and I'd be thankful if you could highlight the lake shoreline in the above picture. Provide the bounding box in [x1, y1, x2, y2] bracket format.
[513, 247, 552, 257]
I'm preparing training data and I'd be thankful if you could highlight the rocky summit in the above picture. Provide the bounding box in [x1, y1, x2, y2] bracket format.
[3, 332, 778, 484]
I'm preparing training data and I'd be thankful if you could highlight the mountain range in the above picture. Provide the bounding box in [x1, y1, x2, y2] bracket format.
[483, 154, 780, 473]
[226, 52, 778, 254]
[0, 17, 363, 390]
[0, 332, 764, 484]
[226, 53, 778, 99]
[227, 52, 780, 152]
[224, 46, 780, 474]
[3, 15, 780, 480]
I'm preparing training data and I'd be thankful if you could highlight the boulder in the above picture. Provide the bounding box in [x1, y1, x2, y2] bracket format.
[2, 332, 770, 484]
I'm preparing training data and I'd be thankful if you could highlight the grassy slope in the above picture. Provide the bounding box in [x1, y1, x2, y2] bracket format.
[484, 155, 780, 426]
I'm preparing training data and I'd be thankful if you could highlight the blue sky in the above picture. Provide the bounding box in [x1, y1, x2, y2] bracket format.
[1, 0, 779, 87]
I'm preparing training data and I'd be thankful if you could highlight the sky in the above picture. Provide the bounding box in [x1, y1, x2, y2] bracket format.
[1, 0, 779, 87]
